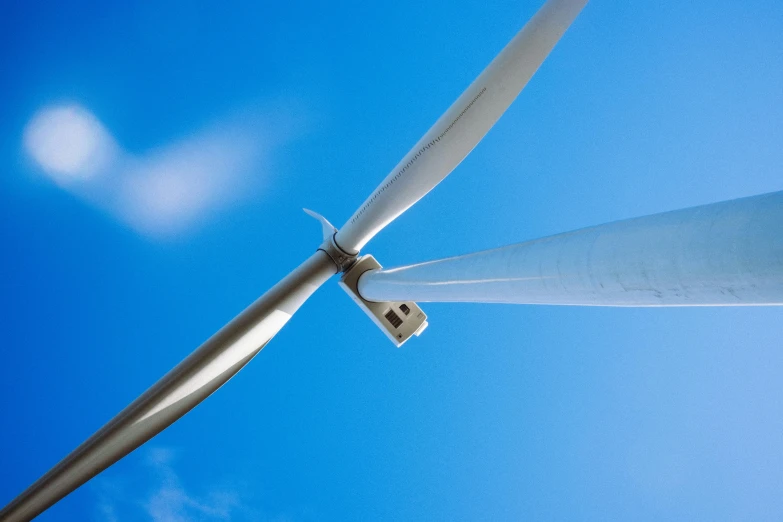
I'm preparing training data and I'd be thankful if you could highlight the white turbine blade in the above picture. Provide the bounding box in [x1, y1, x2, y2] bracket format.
[335, 0, 588, 254]
[358, 192, 783, 306]
[0, 251, 337, 522]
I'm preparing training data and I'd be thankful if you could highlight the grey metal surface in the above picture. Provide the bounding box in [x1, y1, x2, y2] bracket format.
[0, 251, 337, 522]
[358, 192, 783, 306]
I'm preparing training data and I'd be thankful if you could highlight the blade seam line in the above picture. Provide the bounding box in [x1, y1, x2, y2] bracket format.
[350, 86, 487, 224]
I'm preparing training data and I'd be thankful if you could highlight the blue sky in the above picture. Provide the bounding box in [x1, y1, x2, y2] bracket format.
[1, 0, 783, 520]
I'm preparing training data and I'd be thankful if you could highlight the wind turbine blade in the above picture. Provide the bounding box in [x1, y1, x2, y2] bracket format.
[335, 0, 588, 254]
[358, 192, 783, 306]
[0, 251, 337, 522]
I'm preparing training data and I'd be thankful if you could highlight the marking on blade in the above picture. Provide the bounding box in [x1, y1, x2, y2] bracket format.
[350, 86, 487, 224]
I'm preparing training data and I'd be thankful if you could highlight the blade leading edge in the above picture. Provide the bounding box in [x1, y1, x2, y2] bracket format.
[0, 251, 337, 522]
[358, 192, 783, 306]
[335, 0, 588, 254]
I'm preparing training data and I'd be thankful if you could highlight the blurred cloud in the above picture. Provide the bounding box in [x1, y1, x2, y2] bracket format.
[23, 105, 119, 182]
[23, 101, 304, 237]
[117, 121, 266, 236]
[143, 448, 242, 522]
[92, 447, 257, 522]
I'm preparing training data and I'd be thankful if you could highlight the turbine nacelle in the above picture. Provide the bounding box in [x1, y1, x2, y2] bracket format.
[340, 255, 428, 347]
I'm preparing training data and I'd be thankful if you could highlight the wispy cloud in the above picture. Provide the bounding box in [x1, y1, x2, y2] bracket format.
[92, 447, 260, 522]
[24, 105, 119, 182]
[23, 101, 305, 237]
[115, 119, 267, 236]
[142, 448, 243, 522]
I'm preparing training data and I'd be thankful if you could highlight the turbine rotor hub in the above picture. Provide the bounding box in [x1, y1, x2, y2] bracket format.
[319, 232, 358, 272]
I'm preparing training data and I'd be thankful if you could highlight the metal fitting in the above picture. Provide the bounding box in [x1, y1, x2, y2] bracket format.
[318, 233, 358, 272]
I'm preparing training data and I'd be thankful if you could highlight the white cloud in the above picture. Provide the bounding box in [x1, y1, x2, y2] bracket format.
[92, 448, 255, 522]
[23, 105, 118, 182]
[23, 101, 302, 237]
[91, 446, 318, 522]
[143, 448, 242, 522]
[96, 500, 121, 522]
[117, 124, 266, 236]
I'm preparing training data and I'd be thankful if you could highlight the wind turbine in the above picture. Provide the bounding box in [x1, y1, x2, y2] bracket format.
[2, 0, 781, 519]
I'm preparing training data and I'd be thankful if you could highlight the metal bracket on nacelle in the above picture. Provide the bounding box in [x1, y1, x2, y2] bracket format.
[305, 209, 427, 347]
[339, 255, 428, 347]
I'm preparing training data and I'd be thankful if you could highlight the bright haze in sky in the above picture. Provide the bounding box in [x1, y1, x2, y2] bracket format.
[22, 103, 290, 237]
[24, 105, 118, 180]
[1, 1, 783, 521]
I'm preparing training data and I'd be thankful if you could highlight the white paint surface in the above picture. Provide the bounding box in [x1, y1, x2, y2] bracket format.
[359, 192, 783, 306]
